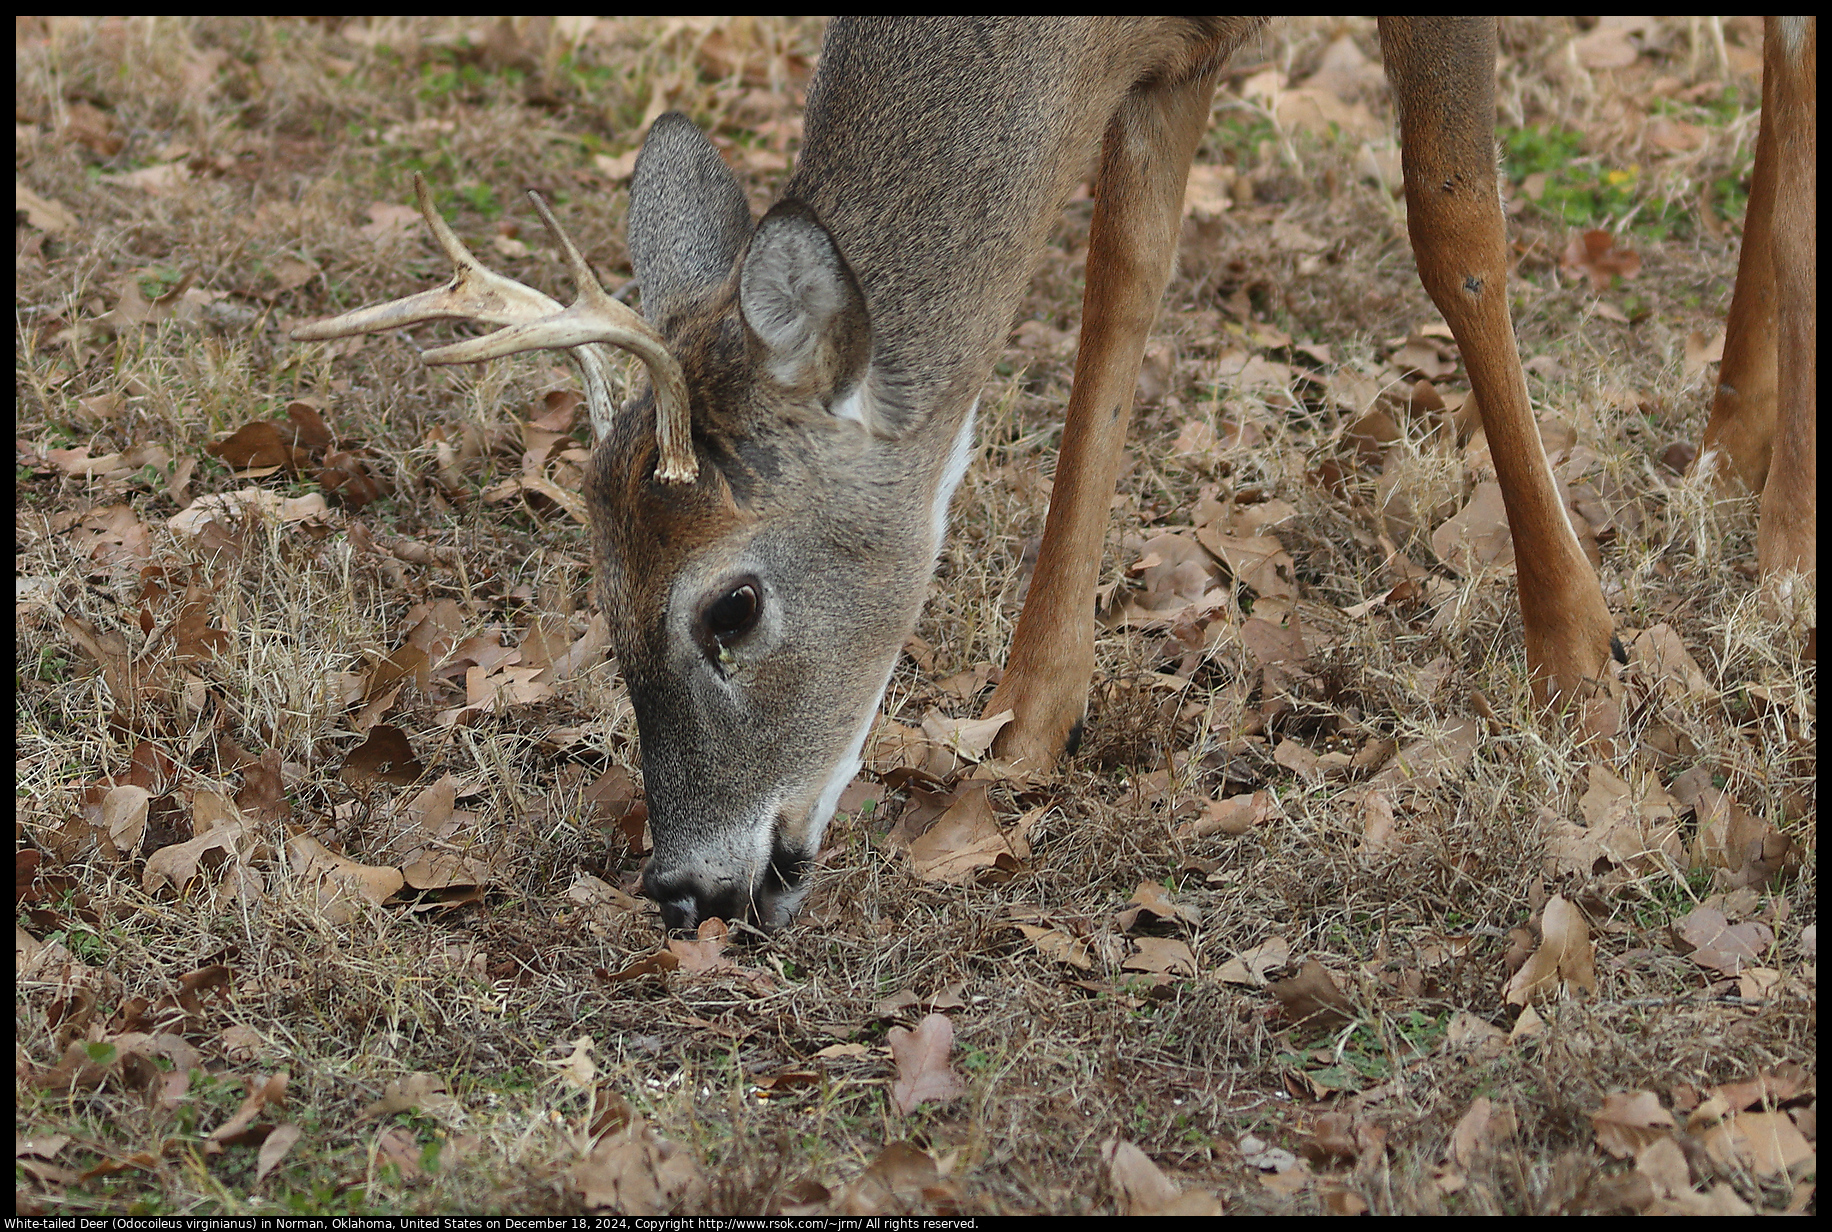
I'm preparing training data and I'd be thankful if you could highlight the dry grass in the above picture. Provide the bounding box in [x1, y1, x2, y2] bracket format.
[16, 16, 1814, 1217]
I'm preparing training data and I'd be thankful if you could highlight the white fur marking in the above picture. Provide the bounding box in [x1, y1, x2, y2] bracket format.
[1780, 16, 1808, 56]
[930, 399, 979, 547]
[805, 677, 889, 856]
[831, 384, 870, 427]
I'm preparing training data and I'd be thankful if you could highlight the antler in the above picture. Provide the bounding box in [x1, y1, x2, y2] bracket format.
[292, 173, 697, 484]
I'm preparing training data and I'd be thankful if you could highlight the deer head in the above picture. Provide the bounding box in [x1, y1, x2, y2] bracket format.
[295, 113, 975, 931]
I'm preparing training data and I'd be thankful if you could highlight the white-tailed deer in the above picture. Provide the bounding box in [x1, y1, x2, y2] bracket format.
[295, 17, 1814, 930]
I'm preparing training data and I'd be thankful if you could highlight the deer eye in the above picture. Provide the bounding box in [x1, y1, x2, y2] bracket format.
[699, 579, 760, 653]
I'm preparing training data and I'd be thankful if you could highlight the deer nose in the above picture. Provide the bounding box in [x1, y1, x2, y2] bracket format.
[655, 891, 700, 932]
[642, 866, 749, 932]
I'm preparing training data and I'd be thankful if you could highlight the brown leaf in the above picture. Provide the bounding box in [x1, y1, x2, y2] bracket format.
[1432, 481, 1515, 572]
[601, 950, 681, 983]
[1213, 936, 1291, 987]
[1195, 527, 1297, 601]
[1106, 1137, 1182, 1213]
[1104, 1138, 1225, 1215]
[1501, 894, 1597, 1005]
[918, 707, 1011, 763]
[1269, 958, 1355, 1030]
[169, 592, 230, 662]
[667, 918, 736, 974]
[318, 450, 388, 508]
[572, 1119, 708, 1215]
[374, 1127, 423, 1180]
[904, 783, 1028, 885]
[1115, 879, 1201, 932]
[142, 819, 257, 897]
[1015, 922, 1092, 971]
[1591, 1090, 1675, 1160]
[1300, 1112, 1363, 1167]
[1671, 906, 1772, 978]
[1177, 789, 1271, 838]
[254, 1123, 302, 1183]
[887, 1012, 964, 1114]
[1358, 787, 1398, 851]
[83, 784, 150, 862]
[360, 1073, 462, 1120]
[1700, 1111, 1815, 1180]
[235, 749, 290, 823]
[285, 834, 405, 924]
[285, 400, 334, 450]
[1122, 936, 1198, 978]
[205, 1071, 289, 1152]
[1709, 1065, 1810, 1113]
[167, 487, 330, 535]
[338, 725, 425, 787]
[1560, 228, 1642, 293]
[18, 183, 79, 232]
[206, 420, 310, 473]
[1449, 1097, 1519, 1166]
[831, 1141, 962, 1216]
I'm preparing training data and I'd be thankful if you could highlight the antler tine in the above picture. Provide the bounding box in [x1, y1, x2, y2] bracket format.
[421, 191, 697, 484]
[291, 174, 623, 445]
[292, 175, 695, 480]
[291, 173, 565, 340]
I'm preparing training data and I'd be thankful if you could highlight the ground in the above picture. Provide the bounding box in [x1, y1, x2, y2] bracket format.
[16, 16, 1815, 1216]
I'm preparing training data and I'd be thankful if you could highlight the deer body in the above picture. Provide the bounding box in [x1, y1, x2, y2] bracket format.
[294, 17, 1814, 933]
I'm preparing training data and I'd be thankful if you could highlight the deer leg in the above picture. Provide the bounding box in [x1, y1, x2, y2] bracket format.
[1697, 27, 1784, 495]
[987, 69, 1220, 770]
[1378, 17, 1615, 704]
[1753, 17, 1815, 587]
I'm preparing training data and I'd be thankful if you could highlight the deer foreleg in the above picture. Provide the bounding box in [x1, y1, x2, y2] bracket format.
[988, 68, 1220, 769]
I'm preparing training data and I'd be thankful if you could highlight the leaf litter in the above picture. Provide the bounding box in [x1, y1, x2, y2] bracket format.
[15, 14, 1813, 1219]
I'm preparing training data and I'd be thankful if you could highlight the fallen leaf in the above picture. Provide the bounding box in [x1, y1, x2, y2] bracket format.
[918, 707, 1012, 763]
[1700, 1110, 1815, 1180]
[543, 1039, 598, 1092]
[375, 1126, 423, 1180]
[1177, 789, 1271, 838]
[205, 1071, 289, 1153]
[1450, 1097, 1510, 1165]
[1015, 922, 1092, 970]
[1671, 905, 1772, 978]
[887, 1012, 964, 1114]
[1214, 936, 1290, 987]
[1105, 1137, 1223, 1214]
[1122, 936, 1198, 978]
[1591, 1090, 1675, 1159]
[572, 1118, 707, 1214]
[668, 918, 737, 974]
[830, 1141, 962, 1216]
[1502, 895, 1597, 1005]
[285, 834, 405, 924]
[1269, 959, 1355, 1030]
[1115, 880, 1202, 931]
[904, 783, 1030, 884]
[254, 1123, 302, 1183]
[360, 1073, 463, 1120]
[601, 950, 681, 982]
[337, 725, 425, 786]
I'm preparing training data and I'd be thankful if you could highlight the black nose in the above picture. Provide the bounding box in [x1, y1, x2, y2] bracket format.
[655, 892, 699, 932]
[642, 867, 751, 932]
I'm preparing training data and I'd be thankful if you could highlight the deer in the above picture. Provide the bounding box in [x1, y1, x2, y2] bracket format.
[294, 17, 1815, 931]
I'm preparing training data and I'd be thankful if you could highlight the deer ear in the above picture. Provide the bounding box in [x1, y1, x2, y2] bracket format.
[739, 200, 873, 417]
[629, 112, 752, 331]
